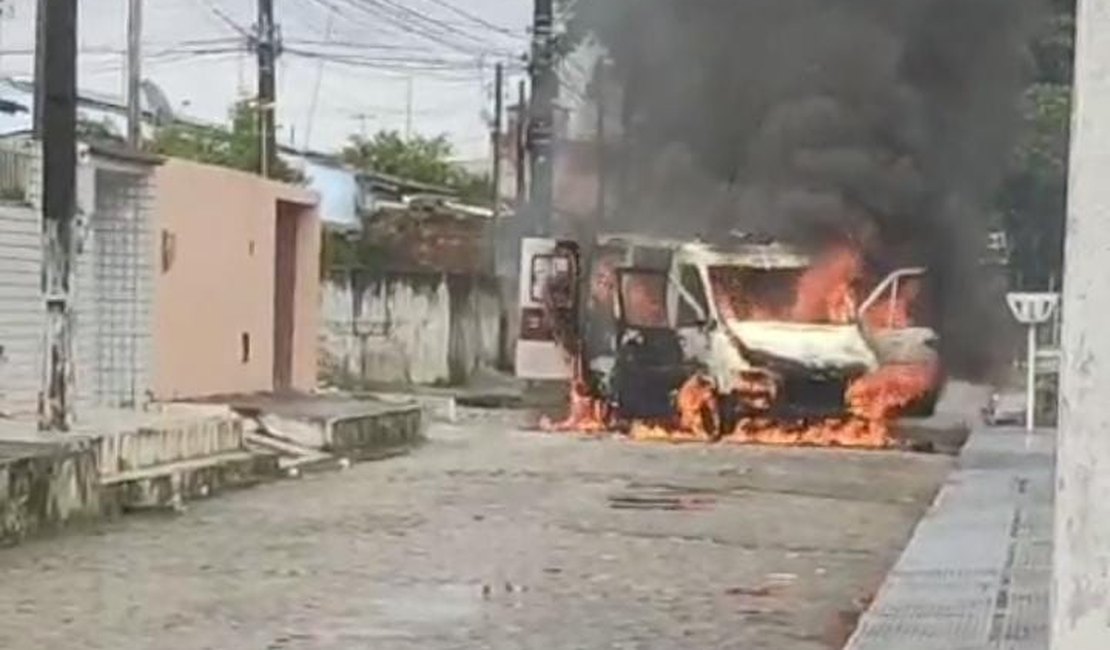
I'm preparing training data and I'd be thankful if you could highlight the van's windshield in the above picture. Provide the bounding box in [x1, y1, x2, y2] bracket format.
[707, 266, 805, 321]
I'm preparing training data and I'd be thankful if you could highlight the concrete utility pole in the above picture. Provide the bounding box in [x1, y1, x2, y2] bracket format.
[405, 76, 414, 140]
[491, 62, 504, 219]
[32, 0, 45, 137]
[1053, 0, 1110, 646]
[515, 79, 527, 205]
[594, 60, 607, 226]
[38, 0, 78, 430]
[255, 0, 278, 177]
[528, 0, 556, 235]
[126, 0, 142, 148]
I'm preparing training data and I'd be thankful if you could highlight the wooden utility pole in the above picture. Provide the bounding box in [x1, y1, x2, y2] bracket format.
[39, 0, 78, 430]
[491, 63, 504, 218]
[528, 0, 556, 235]
[126, 0, 142, 148]
[256, 0, 277, 177]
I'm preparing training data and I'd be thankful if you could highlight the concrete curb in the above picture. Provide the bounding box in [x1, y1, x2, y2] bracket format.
[0, 440, 102, 546]
[324, 405, 425, 460]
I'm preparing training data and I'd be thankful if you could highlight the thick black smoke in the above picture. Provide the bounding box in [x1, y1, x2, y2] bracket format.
[571, 0, 1042, 377]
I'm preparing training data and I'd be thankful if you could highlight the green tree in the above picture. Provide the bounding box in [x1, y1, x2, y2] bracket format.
[341, 129, 493, 205]
[150, 101, 299, 182]
[997, 0, 1074, 290]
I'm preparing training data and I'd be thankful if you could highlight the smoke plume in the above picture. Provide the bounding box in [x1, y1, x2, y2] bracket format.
[571, 0, 1042, 377]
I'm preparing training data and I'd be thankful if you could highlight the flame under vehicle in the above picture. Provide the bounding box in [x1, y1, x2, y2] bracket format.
[516, 235, 943, 440]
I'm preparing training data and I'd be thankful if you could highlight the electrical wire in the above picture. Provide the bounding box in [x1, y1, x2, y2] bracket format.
[416, 0, 526, 41]
[192, 0, 252, 37]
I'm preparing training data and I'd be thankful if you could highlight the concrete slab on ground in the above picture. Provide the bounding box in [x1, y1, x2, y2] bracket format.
[217, 393, 425, 460]
[846, 425, 1053, 650]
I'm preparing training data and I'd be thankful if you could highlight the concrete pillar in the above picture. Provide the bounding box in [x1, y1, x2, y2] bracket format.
[1053, 1, 1110, 647]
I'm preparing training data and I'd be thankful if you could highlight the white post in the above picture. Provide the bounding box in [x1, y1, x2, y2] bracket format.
[1026, 322, 1037, 432]
[1053, 0, 1110, 646]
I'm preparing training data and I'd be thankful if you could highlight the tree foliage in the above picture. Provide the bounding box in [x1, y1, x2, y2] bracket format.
[997, 0, 1074, 290]
[341, 129, 493, 205]
[149, 101, 300, 182]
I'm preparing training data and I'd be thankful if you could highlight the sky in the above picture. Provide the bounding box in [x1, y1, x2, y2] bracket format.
[0, 0, 533, 161]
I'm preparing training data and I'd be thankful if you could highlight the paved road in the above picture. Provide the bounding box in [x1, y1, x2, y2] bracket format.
[0, 412, 950, 650]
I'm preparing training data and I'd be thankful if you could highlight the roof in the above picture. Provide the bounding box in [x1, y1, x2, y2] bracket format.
[86, 141, 164, 166]
[598, 232, 812, 270]
[358, 169, 457, 198]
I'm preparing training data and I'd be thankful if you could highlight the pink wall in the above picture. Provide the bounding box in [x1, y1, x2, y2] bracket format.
[151, 159, 320, 399]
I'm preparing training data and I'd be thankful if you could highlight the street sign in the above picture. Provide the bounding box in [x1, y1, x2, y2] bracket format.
[1006, 292, 1059, 325]
[1005, 292, 1060, 432]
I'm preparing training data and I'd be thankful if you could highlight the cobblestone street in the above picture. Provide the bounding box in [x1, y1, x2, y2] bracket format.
[0, 412, 950, 650]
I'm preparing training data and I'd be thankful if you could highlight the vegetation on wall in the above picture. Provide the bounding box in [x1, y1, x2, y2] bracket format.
[341, 130, 493, 205]
[149, 101, 301, 183]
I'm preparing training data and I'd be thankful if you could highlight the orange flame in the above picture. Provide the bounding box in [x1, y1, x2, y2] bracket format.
[540, 373, 610, 433]
[675, 374, 720, 437]
[724, 417, 888, 449]
[791, 247, 862, 324]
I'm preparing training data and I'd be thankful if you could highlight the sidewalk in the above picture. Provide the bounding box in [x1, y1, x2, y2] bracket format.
[846, 426, 1053, 650]
[0, 394, 426, 545]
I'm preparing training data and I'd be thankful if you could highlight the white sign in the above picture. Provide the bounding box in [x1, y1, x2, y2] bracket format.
[1006, 292, 1060, 325]
[1005, 292, 1060, 432]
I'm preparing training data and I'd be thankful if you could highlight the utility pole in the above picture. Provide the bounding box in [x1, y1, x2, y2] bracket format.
[515, 79, 527, 206]
[352, 112, 372, 140]
[528, 0, 557, 235]
[0, 0, 10, 76]
[595, 60, 607, 227]
[126, 0, 142, 148]
[404, 76, 414, 140]
[255, 0, 278, 177]
[1053, 2, 1110, 647]
[491, 63, 504, 219]
[39, 0, 78, 430]
[32, 0, 45, 137]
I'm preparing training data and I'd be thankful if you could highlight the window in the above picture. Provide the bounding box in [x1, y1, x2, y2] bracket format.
[619, 271, 669, 328]
[675, 265, 709, 327]
[241, 333, 251, 363]
[530, 253, 574, 306]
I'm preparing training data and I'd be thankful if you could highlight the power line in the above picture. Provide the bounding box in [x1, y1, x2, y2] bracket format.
[193, 0, 251, 37]
[417, 0, 526, 41]
[327, 0, 499, 57]
[359, 0, 502, 46]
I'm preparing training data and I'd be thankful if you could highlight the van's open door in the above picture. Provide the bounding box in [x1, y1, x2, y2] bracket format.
[857, 267, 943, 415]
[514, 237, 579, 380]
[611, 268, 690, 419]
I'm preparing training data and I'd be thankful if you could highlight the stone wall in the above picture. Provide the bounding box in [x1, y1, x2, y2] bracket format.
[321, 272, 502, 387]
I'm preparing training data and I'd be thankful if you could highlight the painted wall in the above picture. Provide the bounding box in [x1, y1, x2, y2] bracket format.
[321, 273, 500, 387]
[0, 202, 43, 417]
[151, 159, 319, 399]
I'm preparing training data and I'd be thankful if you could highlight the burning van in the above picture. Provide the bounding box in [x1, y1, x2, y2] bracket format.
[518, 234, 943, 445]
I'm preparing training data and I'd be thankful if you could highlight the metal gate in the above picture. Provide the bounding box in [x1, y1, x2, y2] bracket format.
[82, 167, 152, 408]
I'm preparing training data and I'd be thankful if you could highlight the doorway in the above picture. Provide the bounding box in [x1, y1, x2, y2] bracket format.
[273, 201, 301, 392]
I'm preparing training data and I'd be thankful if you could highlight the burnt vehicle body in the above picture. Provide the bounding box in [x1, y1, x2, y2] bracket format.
[515, 235, 942, 427]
